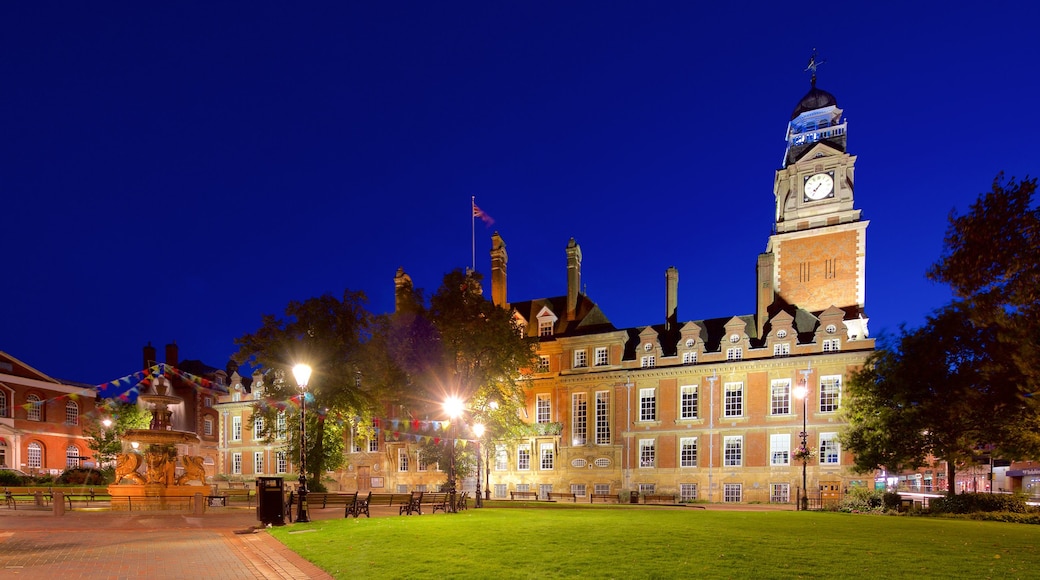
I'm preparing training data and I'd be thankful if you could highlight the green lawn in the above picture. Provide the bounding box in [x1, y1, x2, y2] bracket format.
[269, 507, 1039, 579]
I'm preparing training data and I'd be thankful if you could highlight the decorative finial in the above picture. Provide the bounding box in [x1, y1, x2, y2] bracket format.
[805, 48, 826, 87]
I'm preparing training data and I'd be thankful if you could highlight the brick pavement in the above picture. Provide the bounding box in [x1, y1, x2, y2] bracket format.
[0, 508, 333, 579]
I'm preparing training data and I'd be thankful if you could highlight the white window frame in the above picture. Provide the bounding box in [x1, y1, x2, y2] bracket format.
[398, 448, 409, 472]
[574, 349, 588, 368]
[724, 383, 743, 417]
[594, 347, 609, 366]
[253, 416, 264, 441]
[820, 376, 841, 412]
[771, 483, 790, 503]
[640, 355, 656, 368]
[203, 416, 214, 436]
[65, 400, 79, 425]
[540, 443, 554, 470]
[680, 436, 698, 468]
[536, 355, 550, 373]
[773, 342, 790, 357]
[680, 385, 698, 420]
[232, 452, 242, 474]
[770, 433, 791, 466]
[66, 445, 80, 468]
[572, 393, 587, 446]
[495, 444, 508, 471]
[277, 412, 287, 439]
[28, 442, 42, 468]
[27, 394, 42, 421]
[639, 388, 656, 422]
[723, 483, 742, 503]
[536, 394, 551, 424]
[639, 439, 655, 468]
[232, 416, 242, 441]
[820, 432, 840, 465]
[368, 438, 379, 453]
[254, 451, 263, 474]
[276, 451, 287, 474]
[771, 379, 791, 416]
[595, 391, 610, 445]
[680, 483, 698, 502]
[726, 347, 743, 361]
[682, 351, 697, 364]
[538, 319, 553, 337]
[723, 436, 743, 467]
[823, 338, 841, 352]
[517, 444, 531, 470]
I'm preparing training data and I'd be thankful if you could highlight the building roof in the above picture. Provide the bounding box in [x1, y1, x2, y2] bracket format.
[791, 84, 838, 120]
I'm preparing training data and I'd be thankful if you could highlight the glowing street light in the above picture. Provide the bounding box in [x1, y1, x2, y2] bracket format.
[473, 422, 485, 508]
[795, 363, 812, 511]
[293, 363, 312, 523]
[444, 395, 464, 513]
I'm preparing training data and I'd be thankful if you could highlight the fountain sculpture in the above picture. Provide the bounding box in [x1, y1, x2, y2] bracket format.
[108, 373, 207, 509]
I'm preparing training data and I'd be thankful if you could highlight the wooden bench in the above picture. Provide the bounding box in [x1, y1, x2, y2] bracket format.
[306, 492, 358, 517]
[220, 488, 254, 506]
[57, 488, 111, 509]
[4, 487, 52, 509]
[453, 491, 469, 511]
[510, 490, 539, 501]
[642, 494, 676, 504]
[417, 492, 450, 514]
[547, 492, 577, 502]
[353, 492, 415, 517]
[589, 493, 620, 504]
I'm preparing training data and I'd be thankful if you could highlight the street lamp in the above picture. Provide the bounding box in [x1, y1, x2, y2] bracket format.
[484, 399, 498, 502]
[794, 364, 812, 511]
[293, 364, 312, 523]
[473, 423, 485, 508]
[444, 395, 464, 514]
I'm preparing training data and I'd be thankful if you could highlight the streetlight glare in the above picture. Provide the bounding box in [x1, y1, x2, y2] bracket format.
[793, 385, 808, 399]
[102, 418, 113, 428]
[444, 396, 464, 419]
[473, 423, 485, 437]
[292, 364, 312, 388]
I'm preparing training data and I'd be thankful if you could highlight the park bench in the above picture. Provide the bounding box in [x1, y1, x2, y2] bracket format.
[510, 490, 538, 501]
[306, 492, 358, 517]
[353, 492, 415, 517]
[454, 491, 469, 511]
[547, 492, 577, 502]
[3, 487, 52, 509]
[57, 488, 111, 510]
[417, 492, 450, 514]
[589, 493, 620, 504]
[642, 494, 676, 504]
[220, 488, 254, 506]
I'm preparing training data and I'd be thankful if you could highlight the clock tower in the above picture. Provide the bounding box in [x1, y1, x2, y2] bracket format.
[756, 69, 868, 339]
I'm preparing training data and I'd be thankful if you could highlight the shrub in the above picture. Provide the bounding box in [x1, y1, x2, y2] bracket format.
[930, 492, 1028, 514]
[0, 470, 27, 486]
[56, 467, 108, 486]
[882, 492, 902, 511]
[840, 487, 884, 512]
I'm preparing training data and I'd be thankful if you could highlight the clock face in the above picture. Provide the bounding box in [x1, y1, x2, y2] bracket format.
[804, 173, 834, 200]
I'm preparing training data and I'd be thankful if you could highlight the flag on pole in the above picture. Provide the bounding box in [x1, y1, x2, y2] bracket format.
[472, 201, 494, 225]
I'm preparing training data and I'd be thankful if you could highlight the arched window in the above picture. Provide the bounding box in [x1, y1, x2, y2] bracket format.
[65, 400, 79, 425]
[66, 445, 80, 468]
[28, 441, 43, 468]
[26, 394, 42, 421]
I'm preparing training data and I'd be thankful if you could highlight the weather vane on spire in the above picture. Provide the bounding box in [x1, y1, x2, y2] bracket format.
[805, 48, 825, 86]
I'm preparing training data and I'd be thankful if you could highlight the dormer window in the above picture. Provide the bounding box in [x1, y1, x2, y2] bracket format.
[644, 343, 653, 352]
[685, 338, 695, 348]
[825, 324, 837, 334]
[729, 334, 740, 343]
[539, 319, 553, 337]
[776, 329, 788, 339]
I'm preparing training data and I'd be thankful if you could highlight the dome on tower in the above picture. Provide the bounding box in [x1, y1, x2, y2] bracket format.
[790, 85, 838, 120]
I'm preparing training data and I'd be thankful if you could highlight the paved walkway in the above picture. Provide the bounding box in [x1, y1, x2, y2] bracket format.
[0, 507, 334, 579]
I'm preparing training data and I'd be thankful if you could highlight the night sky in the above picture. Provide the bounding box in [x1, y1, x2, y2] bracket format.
[4, 3, 1038, 385]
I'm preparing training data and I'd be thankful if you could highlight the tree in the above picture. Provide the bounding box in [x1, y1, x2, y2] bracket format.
[83, 401, 150, 468]
[363, 269, 538, 490]
[234, 291, 374, 490]
[927, 173, 1040, 459]
[843, 304, 1015, 494]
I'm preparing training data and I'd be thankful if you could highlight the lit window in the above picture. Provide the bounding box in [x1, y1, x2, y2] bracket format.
[517, 444, 531, 470]
[594, 347, 608, 366]
[726, 347, 743, 361]
[540, 443, 554, 470]
[66, 445, 80, 468]
[639, 439, 655, 468]
[724, 383, 743, 417]
[65, 400, 79, 425]
[574, 350, 588, 368]
[639, 388, 656, 421]
[723, 436, 742, 466]
[27, 394, 42, 421]
[595, 391, 611, 444]
[538, 319, 553, 337]
[820, 376, 841, 412]
[572, 393, 587, 445]
[770, 434, 791, 466]
[771, 379, 791, 415]
[536, 355, 550, 373]
[680, 385, 698, 419]
[536, 394, 551, 423]
[680, 437, 698, 467]
[820, 433, 840, 464]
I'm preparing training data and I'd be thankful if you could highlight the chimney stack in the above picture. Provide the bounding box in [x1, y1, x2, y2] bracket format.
[165, 342, 178, 368]
[566, 238, 582, 321]
[665, 266, 679, 331]
[490, 232, 508, 308]
[143, 342, 157, 369]
[394, 267, 414, 313]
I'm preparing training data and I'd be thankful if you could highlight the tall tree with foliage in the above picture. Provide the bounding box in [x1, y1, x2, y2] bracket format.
[83, 401, 151, 468]
[843, 304, 1011, 493]
[928, 173, 1040, 409]
[234, 291, 374, 490]
[363, 269, 538, 489]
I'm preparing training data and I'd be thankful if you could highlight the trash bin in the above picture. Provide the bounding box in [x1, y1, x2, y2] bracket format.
[256, 477, 285, 526]
[630, 491, 639, 504]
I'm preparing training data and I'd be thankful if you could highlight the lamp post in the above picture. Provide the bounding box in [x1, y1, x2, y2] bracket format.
[473, 423, 485, 508]
[293, 364, 312, 523]
[444, 396, 463, 514]
[795, 364, 812, 511]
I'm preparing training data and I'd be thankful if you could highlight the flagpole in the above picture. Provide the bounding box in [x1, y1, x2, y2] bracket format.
[471, 196, 476, 272]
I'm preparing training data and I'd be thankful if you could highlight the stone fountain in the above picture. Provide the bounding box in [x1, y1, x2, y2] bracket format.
[108, 374, 208, 509]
